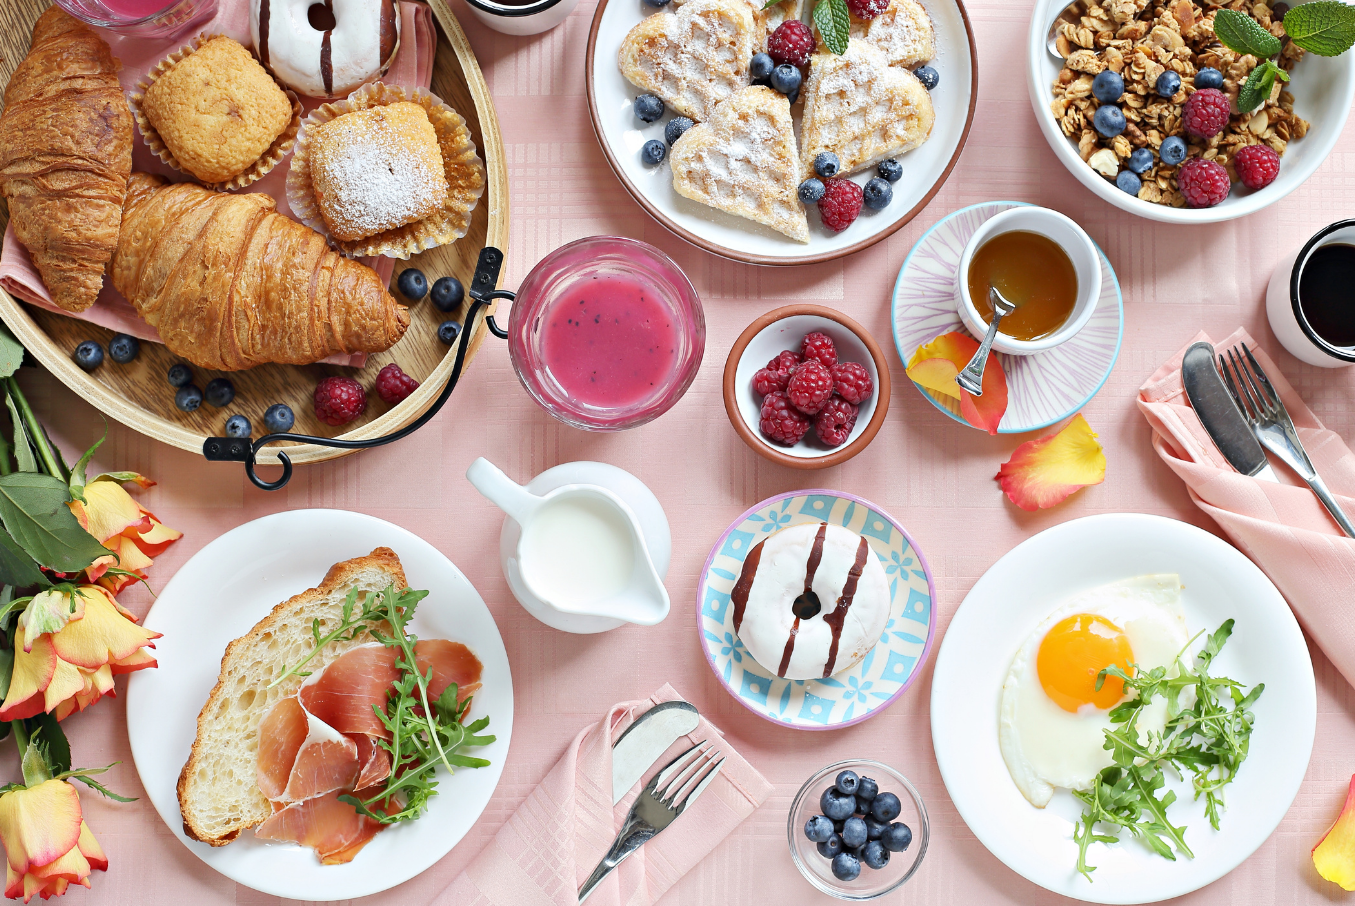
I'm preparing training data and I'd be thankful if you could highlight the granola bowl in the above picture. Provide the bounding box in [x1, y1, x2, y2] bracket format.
[1028, 0, 1355, 223]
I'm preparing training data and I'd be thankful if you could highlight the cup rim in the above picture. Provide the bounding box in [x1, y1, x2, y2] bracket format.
[956, 205, 1100, 355]
[1289, 218, 1355, 363]
[51, 0, 200, 28]
[463, 0, 567, 17]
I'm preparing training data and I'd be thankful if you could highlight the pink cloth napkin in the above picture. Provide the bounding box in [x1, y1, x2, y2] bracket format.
[0, 0, 436, 368]
[435, 684, 773, 906]
[1138, 328, 1355, 686]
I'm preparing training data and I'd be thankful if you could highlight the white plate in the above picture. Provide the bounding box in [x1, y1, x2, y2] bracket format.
[585, 0, 977, 265]
[126, 510, 514, 901]
[930, 514, 1315, 904]
[1026, 0, 1355, 224]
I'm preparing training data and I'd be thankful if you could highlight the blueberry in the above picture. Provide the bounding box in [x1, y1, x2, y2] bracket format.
[438, 320, 462, 345]
[833, 819, 845, 833]
[175, 385, 202, 412]
[817, 833, 843, 858]
[665, 116, 694, 146]
[1195, 67, 1223, 90]
[108, 333, 139, 364]
[862, 840, 890, 870]
[914, 64, 939, 90]
[821, 788, 856, 821]
[73, 341, 103, 372]
[1116, 170, 1142, 195]
[863, 177, 892, 210]
[814, 152, 840, 179]
[876, 160, 902, 183]
[798, 178, 825, 203]
[643, 0, 671, 7]
[1156, 70, 1181, 98]
[770, 63, 801, 96]
[1092, 104, 1126, 138]
[1091, 70, 1124, 103]
[1127, 147, 1154, 174]
[224, 414, 251, 438]
[431, 276, 465, 312]
[865, 816, 886, 840]
[641, 139, 666, 165]
[397, 268, 428, 301]
[167, 363, 193, 387]
[857, 777, 879, 802]
[204, 377, 235, 408]
[1160, 135, 1187, 166]
[855, 795, 873, 815]
[881, 821, 913, 852]
[786, 86, 799, 106]
[634, 94, 664, 122]
[870, 792, 902, 823]
[263, 403, 295, 434]
[835, 771, 860, 795]
[750, 52, 774, 82]
[805, 815, 834, 843]
[840, 816, 867, 849]
[831, 852, 861, 882]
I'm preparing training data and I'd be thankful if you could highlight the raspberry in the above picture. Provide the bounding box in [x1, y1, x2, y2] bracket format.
[313, 376, 367, 426]
[375, 363, 419, 404]
[818, 179, 863, 233]
[831, 361, 874, 404]
[846, 0, 888, 18]
[767, 349, 801, 375]
[786, 360, 834, 415]
[801, 332, 838, 368]
[1234, 143, 1280, 190]
[759, 391, 811, 445]
[1182, 88, 1231, 138]
[752, 367, 789, 395]
[815, 397, 859, 447]
[767, 20, 813, 68]
[1177, 158, 1230, 208]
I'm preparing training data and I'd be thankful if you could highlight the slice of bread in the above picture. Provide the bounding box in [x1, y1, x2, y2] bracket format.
[177, 548, 408, 846]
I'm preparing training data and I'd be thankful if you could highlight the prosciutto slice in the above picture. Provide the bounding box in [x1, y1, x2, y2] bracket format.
[254, 791, 385, 865]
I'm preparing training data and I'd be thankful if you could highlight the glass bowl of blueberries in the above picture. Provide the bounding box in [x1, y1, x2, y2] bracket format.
[787, 760, 928, 900]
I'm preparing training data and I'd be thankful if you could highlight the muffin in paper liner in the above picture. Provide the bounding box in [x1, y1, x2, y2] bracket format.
[128, 33, 302, 191]
[287, 82, 487, 259]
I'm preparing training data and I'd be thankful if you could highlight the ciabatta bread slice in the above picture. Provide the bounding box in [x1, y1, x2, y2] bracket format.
[177, 548, 408, 846]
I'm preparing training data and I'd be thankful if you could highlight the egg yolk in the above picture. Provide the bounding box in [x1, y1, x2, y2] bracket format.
[1036, 614, 1134, 713]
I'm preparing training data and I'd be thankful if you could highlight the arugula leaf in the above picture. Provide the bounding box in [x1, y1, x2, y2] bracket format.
[1283, 0, 1355, 56]
[1214, 9, 1283, 57]
[813, 0, 851, 55]
[0, 473, 109, 571]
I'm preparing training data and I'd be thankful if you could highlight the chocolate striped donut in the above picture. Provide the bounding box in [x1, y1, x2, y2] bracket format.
[251, 0, 400, 98]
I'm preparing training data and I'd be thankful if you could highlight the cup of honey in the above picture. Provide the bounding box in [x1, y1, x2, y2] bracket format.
[955, 206, 1101, 356]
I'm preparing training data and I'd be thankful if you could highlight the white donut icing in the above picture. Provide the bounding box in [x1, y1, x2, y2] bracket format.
[251, 0, 400, 98]
[731, 522, 889, 681]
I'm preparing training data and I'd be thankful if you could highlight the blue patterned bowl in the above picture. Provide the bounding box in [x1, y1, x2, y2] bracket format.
[697, 491, 937, 730]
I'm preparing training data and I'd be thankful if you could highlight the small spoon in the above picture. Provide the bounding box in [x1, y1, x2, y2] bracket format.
[1045, 0, 1083, 58]
[956, 287, 1016, 397]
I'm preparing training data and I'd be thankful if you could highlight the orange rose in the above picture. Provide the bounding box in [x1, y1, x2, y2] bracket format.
[68, 475, 180, 595]
[0, 780, 106, 902]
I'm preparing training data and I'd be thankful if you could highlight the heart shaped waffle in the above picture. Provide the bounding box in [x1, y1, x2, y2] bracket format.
[815, 0, 936, 68]
[618, 0, 756, 122]
[800, 38, 935, 179]
[670, 86, 809, 242]
[673, 0, 804, 49]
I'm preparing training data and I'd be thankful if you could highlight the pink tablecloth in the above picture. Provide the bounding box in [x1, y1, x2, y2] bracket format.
[14, 0, 1355, 903]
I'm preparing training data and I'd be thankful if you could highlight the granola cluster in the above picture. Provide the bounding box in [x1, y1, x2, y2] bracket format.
[1049, 0, 1310, 206]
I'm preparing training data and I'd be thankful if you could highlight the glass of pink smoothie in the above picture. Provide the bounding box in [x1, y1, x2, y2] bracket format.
[507, 236, 705, 431]
[52, 0, 217, 37]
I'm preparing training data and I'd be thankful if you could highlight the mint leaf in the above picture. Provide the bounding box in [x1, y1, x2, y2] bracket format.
[813, 0, 851, 55]
[761, 0, 782, 8]
[1283, 0, 1355, 56]
[1214, 8, 1283, 57]
[1237, 62, 1272, 112]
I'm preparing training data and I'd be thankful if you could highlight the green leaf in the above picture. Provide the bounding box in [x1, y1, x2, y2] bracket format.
[68, 429, 106, 503]
[761, 0, 782, 8]
[30, 713, 70, 774]
[4, 393, 36, 474]
[0, 473, 110, 571]
[0, 326, 25, 382]
[1237, 64, 1272, 114]
[0, 530, 50, 590]
[19, 736, 51, 787]
[813, 0, 851, 55]
[1283, 0, 1355, 56]
[1214, 8, 1283, 57]
[0, 646, 12, 704]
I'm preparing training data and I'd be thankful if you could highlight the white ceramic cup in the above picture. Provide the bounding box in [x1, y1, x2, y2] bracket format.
[1265, 218, 1355, 368]
[956, 206, 1101, 356]
[461, 0, 579, 35]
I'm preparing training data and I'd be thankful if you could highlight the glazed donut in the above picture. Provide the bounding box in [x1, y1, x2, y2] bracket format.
[251, 0, 400, 98]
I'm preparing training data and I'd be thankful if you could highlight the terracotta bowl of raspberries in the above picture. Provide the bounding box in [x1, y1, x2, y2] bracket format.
[724, 305, 891, 469]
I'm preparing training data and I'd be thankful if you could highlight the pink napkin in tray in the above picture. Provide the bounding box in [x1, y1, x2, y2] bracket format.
[434, 684, 773, 906]
[1138, 328, 1355, 686]
[0, 0, 436, 368]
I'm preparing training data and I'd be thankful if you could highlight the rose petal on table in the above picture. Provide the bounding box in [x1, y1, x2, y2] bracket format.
[1314, 774, 1355, 890]
[996, 414, 1106, 511]
[906, 332, 1008, 434]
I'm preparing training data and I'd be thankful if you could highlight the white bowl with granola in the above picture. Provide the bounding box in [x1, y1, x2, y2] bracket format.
[1027, 0, 1355, 222]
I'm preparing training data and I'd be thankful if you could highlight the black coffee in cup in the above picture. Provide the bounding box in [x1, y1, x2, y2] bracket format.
[1298, 244, 1355, 349]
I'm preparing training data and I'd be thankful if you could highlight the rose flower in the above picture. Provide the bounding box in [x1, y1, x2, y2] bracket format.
[68, 475, 181, 595]
[0, 780, 106, 902]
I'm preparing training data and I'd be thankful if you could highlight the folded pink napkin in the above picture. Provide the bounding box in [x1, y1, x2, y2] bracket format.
[436, 684, 773, 906]
[0, 0, 435, 367]
[1138, 328, 1355, 686]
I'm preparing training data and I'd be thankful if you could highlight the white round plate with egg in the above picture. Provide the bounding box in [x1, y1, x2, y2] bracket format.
[930, 513, 1315, 904]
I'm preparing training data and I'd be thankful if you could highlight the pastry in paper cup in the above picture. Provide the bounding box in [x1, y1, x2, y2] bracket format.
[286, 81, 487, 259]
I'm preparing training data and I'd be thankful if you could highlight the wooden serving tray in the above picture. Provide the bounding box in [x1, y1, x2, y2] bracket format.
[0, 0, 508, 466]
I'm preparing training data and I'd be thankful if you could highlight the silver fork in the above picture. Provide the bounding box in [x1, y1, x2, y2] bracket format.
[1219, 343, 1355, 538]
[578, 741, 725, 903]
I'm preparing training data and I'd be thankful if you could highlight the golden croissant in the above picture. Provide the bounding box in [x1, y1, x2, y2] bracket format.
[0, 8, 133, 313]
[112, 174, 409, 371]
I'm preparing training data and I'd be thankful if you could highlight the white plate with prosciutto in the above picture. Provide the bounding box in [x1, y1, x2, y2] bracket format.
[126, 509, 514, 900]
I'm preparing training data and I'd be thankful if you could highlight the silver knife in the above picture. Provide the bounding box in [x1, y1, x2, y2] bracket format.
[1182, 341, 1278, 482]
[611, 701, 699, 805]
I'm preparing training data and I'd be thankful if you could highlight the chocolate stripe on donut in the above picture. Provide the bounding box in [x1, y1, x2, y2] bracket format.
[821, 536, 871, 678]
[320, 0, 334, 96]
[730, 538, 764, 633]
[778, 523, 828, 678]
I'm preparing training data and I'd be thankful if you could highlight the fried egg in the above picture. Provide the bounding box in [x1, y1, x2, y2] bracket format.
[998, 575, 1188, 808]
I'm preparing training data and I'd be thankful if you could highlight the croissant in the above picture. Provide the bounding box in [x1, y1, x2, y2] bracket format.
[112, 174, 409, 371]
[0, 8, 133, 313]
